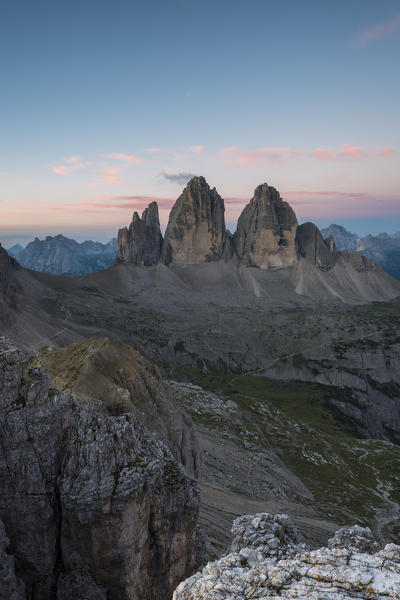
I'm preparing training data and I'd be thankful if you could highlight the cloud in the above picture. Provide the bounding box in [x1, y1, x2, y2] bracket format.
[161, 172, 196, 185]
[220, 146, 306, 166]
[355, 14, 400, 46]
[380, 147, 395, 157]
[310, 144, 394, 161]
[312, 148, 335, 161]
[105, 153, 143, 164]
[341, 143, 364, 159]
[51, 156, 86, 175]
[91, 167, 122, 185]
[189, 145, 204, 154]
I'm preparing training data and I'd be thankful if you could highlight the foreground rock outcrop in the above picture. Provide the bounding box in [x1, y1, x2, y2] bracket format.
[174, 513, 400, 599]
[31, 338, 200, 478]
[0, 338, 203, 600]
[233, 184, 298, 268]
[117, 202, 163, 266]
[161, 177, 230, 266]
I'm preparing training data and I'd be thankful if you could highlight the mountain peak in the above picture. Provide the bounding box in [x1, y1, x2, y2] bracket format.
[233, 183, 298, 269]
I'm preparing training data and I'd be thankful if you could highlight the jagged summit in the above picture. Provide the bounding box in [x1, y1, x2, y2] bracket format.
[117, 201, 163, 266]
[115, 177, 392, 280]
[234, 183, 298, 268]
[161, 176, 230, 266]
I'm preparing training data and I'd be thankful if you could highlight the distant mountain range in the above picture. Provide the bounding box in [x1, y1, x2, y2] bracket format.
[321, 225, 400, 279]
[6, 234, 118, 275]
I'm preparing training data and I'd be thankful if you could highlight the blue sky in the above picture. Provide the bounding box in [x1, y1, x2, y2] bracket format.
[1, 0, 399, 244]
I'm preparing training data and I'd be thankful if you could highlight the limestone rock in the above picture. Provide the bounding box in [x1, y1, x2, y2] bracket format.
[117, 201, 163, 266]
[173, 513, 400, 600]
[233, 184, 298, 268]
[161, 177, 229, 266]
[31, 338, 200, 478]
[296, 222, 339, 269]
[230, 513, 306, 560]
[0, 339, 203, 600]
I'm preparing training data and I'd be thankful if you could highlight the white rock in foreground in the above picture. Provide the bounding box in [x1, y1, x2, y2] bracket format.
[174, 513, 400, 599]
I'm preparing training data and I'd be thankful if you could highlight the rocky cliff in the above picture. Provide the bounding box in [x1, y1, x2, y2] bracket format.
[296, 222, 339, 270]
[16, 235, 117, 275]
[322, 224, 400, 279]
[0, 338, 203, 600]
[31, 338, 200, 478]
[0, 244, 21, 328]
[233, 184, 298, 268]
[117, 202, 163, 266]
[161, 177, 230, 266]
[174, 513, 400, 599]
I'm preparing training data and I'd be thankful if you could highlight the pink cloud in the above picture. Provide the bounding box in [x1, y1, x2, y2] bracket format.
[355, 14, 400, 46]
[91, 167, 122, 185]
[380, 146, 395, 157]
[52, 166, 70, 175]
[51, 156, 86, 175]
[341, 143, 364, 159]
[190, 145, 204, 154]
[221, 146, 294, 166]
[312, 148, 335, 161]
[105, 153, 143, 164]
[146, 147, 161, 153]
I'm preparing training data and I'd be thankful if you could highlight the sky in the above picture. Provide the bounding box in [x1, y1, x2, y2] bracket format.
[1, 0, 400, 246]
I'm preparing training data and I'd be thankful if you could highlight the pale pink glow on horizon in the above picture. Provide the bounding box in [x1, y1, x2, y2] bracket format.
[355, 14, 400, 46]
[312, 148, 335, 161]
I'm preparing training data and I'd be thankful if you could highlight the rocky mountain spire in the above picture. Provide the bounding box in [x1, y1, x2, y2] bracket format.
[233, 183, 298, 268]
[117, 201, 163, 266]
[161, 176, 230, 266]
[296, 222, 339, 270]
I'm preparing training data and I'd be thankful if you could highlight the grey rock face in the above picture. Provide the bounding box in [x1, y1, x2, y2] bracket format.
[16, 234, 118, 275]
[32, 338, 200, 479]
[0, 520, 26, 600]
[5, 243, 24, 258]
[233, 184, 298, 269]
[0, 245, 21, 327]
[117, 202, 163, 266]
[174, 512, 400, 600]
[0, 339, 202, 600]
[296, 222, 339, 269]
[328, 525, 380, 554]
[161, 177, 229, 266]
[321, 224, 359, 252]
[230, 513, 306, 560]
[322, 224, 400, 279]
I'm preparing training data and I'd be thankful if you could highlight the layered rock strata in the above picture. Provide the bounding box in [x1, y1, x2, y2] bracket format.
[233, 184, 298, 268]
[161, 177, 230, 266]
[0, 339, 202, 600]
[117, 202, 163, 265]
[174, 513, 400, 600]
